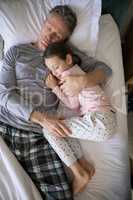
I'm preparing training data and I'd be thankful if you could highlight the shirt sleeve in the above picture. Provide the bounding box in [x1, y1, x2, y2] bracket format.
[53, 86, 80, 111]
[70, 43, 112, 78]
[0, 46, 34, 121]
[80, 54, 112, 78]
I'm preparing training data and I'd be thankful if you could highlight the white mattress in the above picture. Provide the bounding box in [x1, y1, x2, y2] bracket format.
[0, 14, 131, 200]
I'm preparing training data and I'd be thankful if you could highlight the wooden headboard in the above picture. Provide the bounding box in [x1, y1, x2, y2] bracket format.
[102, 0, 133, 36]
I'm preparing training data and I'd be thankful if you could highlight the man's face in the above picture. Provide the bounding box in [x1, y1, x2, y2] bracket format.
[37, 14, 71, 50]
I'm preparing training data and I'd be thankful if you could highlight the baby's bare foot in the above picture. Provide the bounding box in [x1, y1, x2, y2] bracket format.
[73, 168, 90, 194]
[78, 157, 95, 179]
[70, 159, 94, 194]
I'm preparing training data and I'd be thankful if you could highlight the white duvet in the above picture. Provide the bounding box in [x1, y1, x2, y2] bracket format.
[0, 14, 131, 200]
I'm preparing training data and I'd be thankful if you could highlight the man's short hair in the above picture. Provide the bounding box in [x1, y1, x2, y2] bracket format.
[50, 5, 77, 34]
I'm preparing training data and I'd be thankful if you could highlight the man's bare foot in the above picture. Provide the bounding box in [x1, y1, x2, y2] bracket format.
[78, 157, 95, 179]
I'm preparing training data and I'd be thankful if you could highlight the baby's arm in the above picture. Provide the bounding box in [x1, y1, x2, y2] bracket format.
[53, 86, 80, 111]
[45, 73, 80, 111]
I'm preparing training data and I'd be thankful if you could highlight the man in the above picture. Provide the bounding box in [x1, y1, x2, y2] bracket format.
[0, 5, 112, 199]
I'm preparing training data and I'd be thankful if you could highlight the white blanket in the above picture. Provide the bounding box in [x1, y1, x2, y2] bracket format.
[0, 137, 42, 200]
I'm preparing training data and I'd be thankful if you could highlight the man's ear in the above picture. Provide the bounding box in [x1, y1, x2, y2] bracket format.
[66, 54, 73, 65]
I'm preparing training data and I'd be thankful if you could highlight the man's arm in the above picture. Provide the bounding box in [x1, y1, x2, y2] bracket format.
[0, 46, 71, 137]
[0, 46, 33, 121]
[60, 56, 112, 96]
[30, 109, 71, 137]
[75, 67, 109, 90]
[76, 47, 112, 83]
[69, 42, 112, 84]
[60, 44, 112, 96]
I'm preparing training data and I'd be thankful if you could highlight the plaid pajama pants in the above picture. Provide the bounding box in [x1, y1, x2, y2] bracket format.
[0, 121, 73, 200]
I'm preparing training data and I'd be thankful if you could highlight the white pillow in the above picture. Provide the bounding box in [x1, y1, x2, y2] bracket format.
[51, 0, 101, 56]
[0, 0, 101, 56]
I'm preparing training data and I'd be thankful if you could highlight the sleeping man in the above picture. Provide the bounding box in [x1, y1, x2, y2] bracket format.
[0, 5, 112, 200]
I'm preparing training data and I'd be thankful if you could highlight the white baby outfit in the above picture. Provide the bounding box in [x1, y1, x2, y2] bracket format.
[43, 65, 116, 166]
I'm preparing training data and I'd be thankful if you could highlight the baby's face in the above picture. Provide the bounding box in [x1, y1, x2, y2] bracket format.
[45, 56, 70, 78]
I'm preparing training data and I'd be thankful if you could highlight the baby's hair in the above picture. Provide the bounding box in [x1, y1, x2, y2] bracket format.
[43, 41, 81, 66]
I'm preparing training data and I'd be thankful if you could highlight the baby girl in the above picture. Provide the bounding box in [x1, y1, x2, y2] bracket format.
[43, 41, 116, 194]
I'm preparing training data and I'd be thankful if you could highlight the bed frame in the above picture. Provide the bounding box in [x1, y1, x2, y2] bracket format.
[102, 0, 133, 37]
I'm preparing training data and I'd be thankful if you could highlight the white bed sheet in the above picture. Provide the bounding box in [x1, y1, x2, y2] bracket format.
[75, 14, 131, 200]
[0, 14, 131, 200]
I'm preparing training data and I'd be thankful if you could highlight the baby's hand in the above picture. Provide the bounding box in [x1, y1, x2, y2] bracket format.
[46, 73, 58, 89]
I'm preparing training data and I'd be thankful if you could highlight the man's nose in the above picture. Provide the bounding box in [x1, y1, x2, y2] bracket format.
[49, 33, 56, 41]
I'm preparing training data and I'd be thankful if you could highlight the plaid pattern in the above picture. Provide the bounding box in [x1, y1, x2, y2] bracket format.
[0, 121, 73, 200]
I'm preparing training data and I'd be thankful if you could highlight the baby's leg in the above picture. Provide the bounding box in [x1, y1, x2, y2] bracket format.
[43, 129, 93, 194]
[62, 111, 116, 142]
[66, 139, 95, 178]
[67, 139, 95, 181]
[43, 128, 78, 166]
[67, 138, 83, 160]
[78, 157, 95, 178]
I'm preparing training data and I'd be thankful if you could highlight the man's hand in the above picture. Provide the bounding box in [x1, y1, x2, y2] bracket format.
[60, 74, 93, 96]
[40, 115, 71, 137]
[30, 111, 71, 137]
[45, 73, 58, 89]
[60, 69, 106, 96]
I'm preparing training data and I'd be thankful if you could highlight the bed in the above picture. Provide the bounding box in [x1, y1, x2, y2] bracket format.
[0, 2, 131, 200]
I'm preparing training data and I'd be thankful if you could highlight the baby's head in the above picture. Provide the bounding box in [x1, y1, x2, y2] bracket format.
[43, 41, 81, 78]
